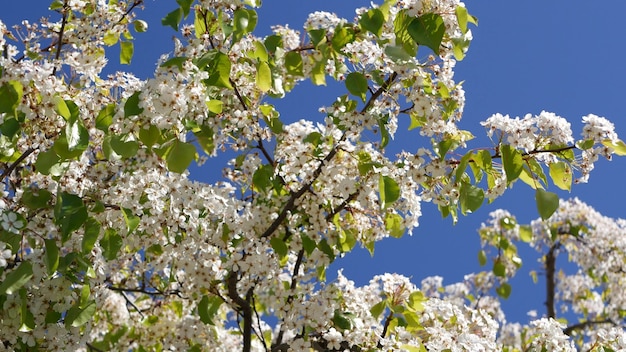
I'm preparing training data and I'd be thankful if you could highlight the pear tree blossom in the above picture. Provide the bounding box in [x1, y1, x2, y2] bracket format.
[0, 0, 625, 351]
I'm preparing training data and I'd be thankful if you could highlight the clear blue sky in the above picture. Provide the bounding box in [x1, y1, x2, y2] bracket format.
[4, 0, 626, 325]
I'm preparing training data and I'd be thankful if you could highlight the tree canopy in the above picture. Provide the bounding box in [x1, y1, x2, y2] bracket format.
[0, 0, 625, 351]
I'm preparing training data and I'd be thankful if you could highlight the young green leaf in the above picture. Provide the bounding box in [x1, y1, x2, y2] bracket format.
[549, 161, 572, 191]
[385, 212, 405, 238]
[536, 189, 559, 220]
[120, 41, 134, 65]
[379, 175, 400, 208]
[256, 61, 272, 92]
[496, 283, 512, 299]
[500, 144, 523, 184]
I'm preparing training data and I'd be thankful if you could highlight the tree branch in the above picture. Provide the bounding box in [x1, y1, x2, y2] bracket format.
[227, 270, 254, 352]
[0, 148, 35, 183]
[563, 319, 616, 336]
[51, 0, 70, 76]
[545, 243, 559, 319]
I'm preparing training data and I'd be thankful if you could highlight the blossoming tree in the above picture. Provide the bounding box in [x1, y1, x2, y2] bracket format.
[1, 0, 625, 351]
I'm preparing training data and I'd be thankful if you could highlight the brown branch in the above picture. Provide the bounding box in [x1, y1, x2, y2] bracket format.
[227, 270, 254, 352]
[0, 148, 35, 183]
[563, 319, 616, 336]
[361, 72, 397, 113]
[545, 243, 559, 319]
[272, 249, 305, 349]
[377, 312, 394, 348]
[51, 0, 70, 76]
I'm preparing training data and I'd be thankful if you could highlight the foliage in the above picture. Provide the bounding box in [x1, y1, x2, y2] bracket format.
[0, 0, 624, 351]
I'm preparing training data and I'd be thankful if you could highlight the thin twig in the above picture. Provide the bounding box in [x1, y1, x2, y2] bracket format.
[1, 148, 35, 183]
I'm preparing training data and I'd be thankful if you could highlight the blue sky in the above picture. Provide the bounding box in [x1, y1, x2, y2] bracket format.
[4, 0, 626, 325]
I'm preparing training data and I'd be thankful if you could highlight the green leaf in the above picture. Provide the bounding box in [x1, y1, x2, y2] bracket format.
[345, 72, 368, 102]
[384, 45, 414, 63]
[500, 144, 523, 184]
[493, 260, 506, 278]
[407, 13, 445, 54]
[55, 97, 71, 120]
[19, 288, 35, 332]
[124, 91, 143, 118]
[0, 117, 20, 139]
[379, 175, 400, 208]
[96, 104, 115, 131]
[138, 124, 161, 148]
[65, 117, 89, 151]
[519, 225, 533, 243]
[536, 189, 559, 220]
[162, 8, 183, 31]
[22, 188, 52, 210]
[176, 0, 193, 17]
[44, 239, 59, 276]
[205, 52, 233, 89]
[120, 41, 134, 65]
[370, 300, 387, 318]
[122, 208, 140, 234]
[270, 237, 288, 258]
[197, 295, 222, 325]
[455, 6, 470, 34]
[284, 51, 303, 76]
[0, 261, 33, 295]
[101, 228, 123, 260]
[393, 10, 417, 57]
[34, 149, 60, 175]
[207, 100, 223, 114]
[233, 8, 258, 43]
[602, 139, 626, 156]
[332, 310, 354, 331]
[331, 25, 354, 50]
[496, 283, 512, 299]
[311, 60, 326, 86]
[317, 239, 335, 261]
[576, 139, 594, 150]
[459, 181, 484, 215]
[65, 300, 96, 328]
[133, 19, 148, 33]
[549, 162, 572, 191]
[165, 139, 196, 173]
[0, 81, 23, 116]
[301, 234, 317, 255]
[110, 136, 139, 158]
[256, 61, 272, 92]
[385, 212, 405, 238]
[359, 8, 384, 37]
[260, 104, 283, 134]
[82, 218, 101, 254]
[252, 164, 274, 193]
[54, 192, 88, 243]
[478, 249, 487, 266]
